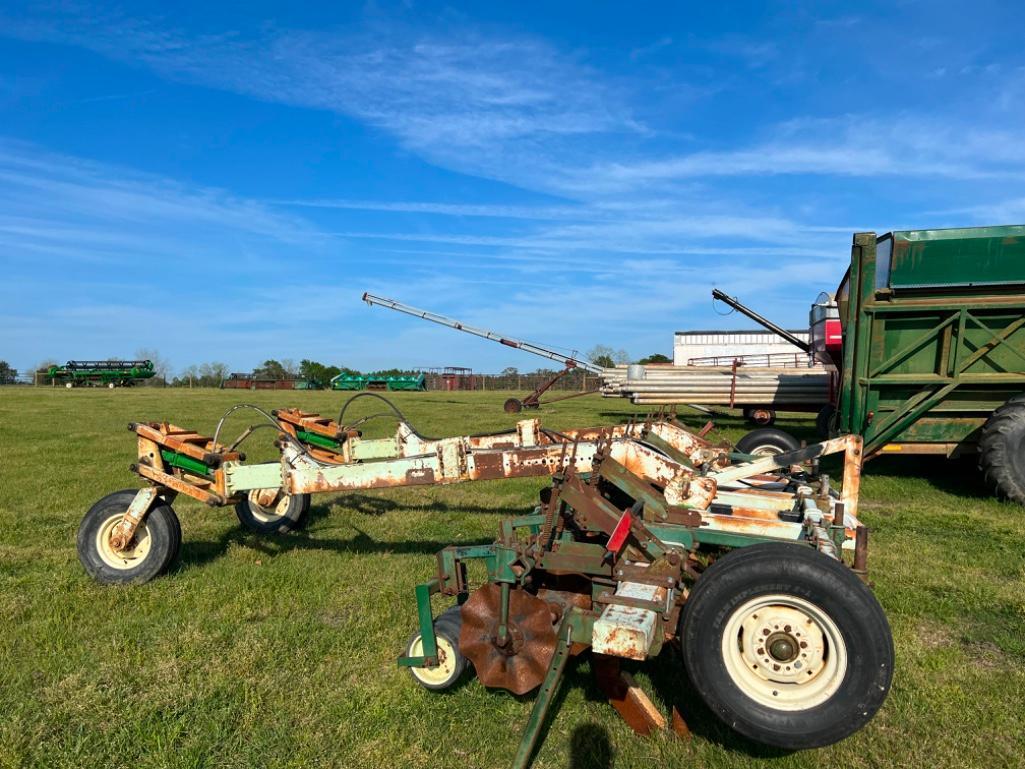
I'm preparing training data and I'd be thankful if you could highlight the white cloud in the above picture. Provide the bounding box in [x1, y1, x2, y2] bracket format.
[0, 140, 324, 250]
[1, 11, 640, 193]
[567, 118, 1025, 192]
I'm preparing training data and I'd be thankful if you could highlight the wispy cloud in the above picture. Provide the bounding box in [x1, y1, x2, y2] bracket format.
[272, 198, 588, 221]
[567, 118, 1025, 193]
[2, 10, 640, 192]
[0, 140, 325, 252]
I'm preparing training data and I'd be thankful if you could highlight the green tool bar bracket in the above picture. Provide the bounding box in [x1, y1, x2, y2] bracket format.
[512, 614, 579, 769]
[397, 578, 441, 668]
[159, 449, 213, 477]
[295, 429, 341, 450]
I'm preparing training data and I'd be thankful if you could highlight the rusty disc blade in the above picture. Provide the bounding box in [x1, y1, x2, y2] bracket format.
[459, 584, 558, 695]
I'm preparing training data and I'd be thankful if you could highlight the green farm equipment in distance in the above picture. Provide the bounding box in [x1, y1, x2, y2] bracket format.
[46, 360, 156, 389]
[330, 372, 427, 391]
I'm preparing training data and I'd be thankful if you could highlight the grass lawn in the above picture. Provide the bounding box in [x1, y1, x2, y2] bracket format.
[1, 387, 1023, 769]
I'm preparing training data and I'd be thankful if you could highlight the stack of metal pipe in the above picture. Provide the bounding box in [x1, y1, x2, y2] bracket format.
[601, 364, 830, 407]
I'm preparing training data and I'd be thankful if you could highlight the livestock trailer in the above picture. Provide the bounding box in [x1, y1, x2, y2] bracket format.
[824, 226, 1025, 501]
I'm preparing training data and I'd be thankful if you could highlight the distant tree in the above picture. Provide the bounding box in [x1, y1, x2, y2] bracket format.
[280, 358, 298, 378]
[136, 348, 171, 385]
[587, 345, 629, 368]
[299, 359, 343, 387]
[199, 362, 229, 386]
[0, 360, 16, 384]
[501, 366, 519, 377]
[638, 353, 672, 365]
[254, 359, 288, 380]
[173, 361, 229, 387]
[587, 345, 615, 368]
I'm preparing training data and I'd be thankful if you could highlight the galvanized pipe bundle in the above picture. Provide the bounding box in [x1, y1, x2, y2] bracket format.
[600, 365, 830, 407]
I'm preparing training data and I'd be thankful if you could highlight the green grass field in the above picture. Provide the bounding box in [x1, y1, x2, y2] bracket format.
[1, 388, 1023, 769]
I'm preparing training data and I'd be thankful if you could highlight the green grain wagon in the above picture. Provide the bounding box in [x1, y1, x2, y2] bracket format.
[827, 225, 1025, 501]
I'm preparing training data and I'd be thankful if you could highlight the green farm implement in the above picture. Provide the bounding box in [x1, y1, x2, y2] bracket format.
[330, 372, 427, 391]
[47, 359, 155, 388]
[78, 393, 892, 766]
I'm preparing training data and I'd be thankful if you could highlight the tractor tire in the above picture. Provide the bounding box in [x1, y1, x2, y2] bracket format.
[78, 491, 180, 584]
[735, 428, 801, 457]
[680, 542, 893, 750]
[979, 395, 1025, 504]
[815, 405, 835, 439]
[405, 606, 467, 691]
[234, 490, 311, 535]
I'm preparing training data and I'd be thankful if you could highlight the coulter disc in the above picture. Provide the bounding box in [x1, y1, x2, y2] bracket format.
[459, 584, 558, 695]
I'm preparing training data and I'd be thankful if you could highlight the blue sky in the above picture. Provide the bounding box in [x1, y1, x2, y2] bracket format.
[2, 1, 1024, 375]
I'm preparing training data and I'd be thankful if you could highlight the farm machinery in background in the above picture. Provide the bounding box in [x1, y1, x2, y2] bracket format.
[362, 292, 610, 413]
[46, 359, 155, 388]
[78, 392, 892, 768]
[706, 226, 1025, 504]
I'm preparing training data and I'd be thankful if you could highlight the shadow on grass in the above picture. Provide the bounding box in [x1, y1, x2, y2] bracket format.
[863, 454, 991, 500]
[509, 651, 789, 763]
[176, 523, 494, 571]
[570, 723, 614, 768]
[642, 647, 790, 757]
[304, 493, 541, 523]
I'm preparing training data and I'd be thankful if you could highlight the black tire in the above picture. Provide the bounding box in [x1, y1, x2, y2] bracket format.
[743, 407, 777, 426]
[405, 607, 467, 691]
[815, 405, 835, 439]
[680, 543, 893, 750]
[234, 490, 311, 535]
[78, 491, 180, 585]
[735, 428, 801, 456]
[979, 395, 1025, 504]
[82, 490, 180, 570]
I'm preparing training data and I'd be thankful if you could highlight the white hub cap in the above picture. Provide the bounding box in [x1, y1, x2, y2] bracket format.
[722, 594, 847, 710]
[246, 490, 294, 524]
[96, 513, 152, 569]
[408, 634, 458, 687]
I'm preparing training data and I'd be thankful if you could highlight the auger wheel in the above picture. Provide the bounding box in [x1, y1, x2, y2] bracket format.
[459, 584, 558, 695]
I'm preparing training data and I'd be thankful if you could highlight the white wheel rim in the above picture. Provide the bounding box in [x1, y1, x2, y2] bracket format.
[95, 513, 152, 570]
[408, 634, 458, 687]
[246, 490, 294, 523]
[749, 444, 783, 456]
[722, 594, 847, 711]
